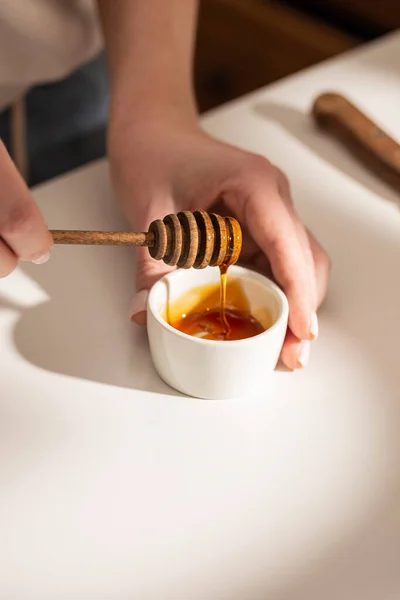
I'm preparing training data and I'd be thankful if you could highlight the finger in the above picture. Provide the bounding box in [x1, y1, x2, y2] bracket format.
[129, 195, 176, 324]
[243, 244, 312, 370]
[307, 229, 331, 306]
[276, 168, 317, 301]
[276, 168, 319, 337]
[0, 140, 52, 262]
[130, 247, 176, 324]
[280, 328, 310, 370]
[226, 169, 315, 341]
[0, 239, 18, 278]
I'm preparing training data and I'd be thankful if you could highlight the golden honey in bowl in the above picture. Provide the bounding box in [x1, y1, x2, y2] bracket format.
[164, 275, 273, 341]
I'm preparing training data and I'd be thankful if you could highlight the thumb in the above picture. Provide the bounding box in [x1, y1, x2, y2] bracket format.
[130, 247, 175, 324]
[129, 199, 176, 325]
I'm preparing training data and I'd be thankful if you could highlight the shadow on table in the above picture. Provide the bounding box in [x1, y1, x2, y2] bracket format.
[236, 99, 400, 599]
[253, 102, 400, 208]
[0, 245, 181, 397]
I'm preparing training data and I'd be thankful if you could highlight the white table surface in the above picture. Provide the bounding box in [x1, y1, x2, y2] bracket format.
[2, 33, 400, 600]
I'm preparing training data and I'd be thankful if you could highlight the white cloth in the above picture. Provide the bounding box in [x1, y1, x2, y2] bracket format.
[0, 0, 102, 111]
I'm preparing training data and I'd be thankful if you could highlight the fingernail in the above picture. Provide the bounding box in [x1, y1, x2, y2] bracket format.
[130, 290, 149, 324]
[310, 312, 319, 340]
[297, 341, 311, 369]
[32, 252, 50, 265]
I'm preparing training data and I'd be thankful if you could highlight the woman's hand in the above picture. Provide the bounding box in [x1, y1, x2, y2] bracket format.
[109, 116, 330, 370]
[0, 140, 53, 277]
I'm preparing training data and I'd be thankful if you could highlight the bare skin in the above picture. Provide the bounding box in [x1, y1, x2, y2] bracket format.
[0, 0, 330, 369]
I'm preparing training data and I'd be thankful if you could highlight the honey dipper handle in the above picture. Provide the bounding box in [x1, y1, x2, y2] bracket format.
[312, 92, 400, 189]
[50, 230, 153, 247]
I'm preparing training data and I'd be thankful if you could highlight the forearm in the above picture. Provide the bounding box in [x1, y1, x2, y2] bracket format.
[97, 0, 199, 125]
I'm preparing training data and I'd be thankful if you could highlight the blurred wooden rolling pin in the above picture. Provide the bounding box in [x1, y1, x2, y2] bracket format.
[312, 92, 400, 190]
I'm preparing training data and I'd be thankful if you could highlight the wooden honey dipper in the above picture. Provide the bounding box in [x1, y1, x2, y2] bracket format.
[50, 210, 242, 269]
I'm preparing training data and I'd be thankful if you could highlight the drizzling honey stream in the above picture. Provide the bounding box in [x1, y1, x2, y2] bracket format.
[219, 265, 230, 337]
[217, 214, 242, 338]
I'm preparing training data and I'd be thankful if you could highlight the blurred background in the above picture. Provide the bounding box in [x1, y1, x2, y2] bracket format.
[15, 0, 400, 186]
[194, 0, 400, 111]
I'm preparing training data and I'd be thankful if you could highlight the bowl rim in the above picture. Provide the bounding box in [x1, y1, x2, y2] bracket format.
[147, 265, 289, 347]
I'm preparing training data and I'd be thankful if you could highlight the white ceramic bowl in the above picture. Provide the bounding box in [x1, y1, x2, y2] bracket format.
[147, 265, 289, 400]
